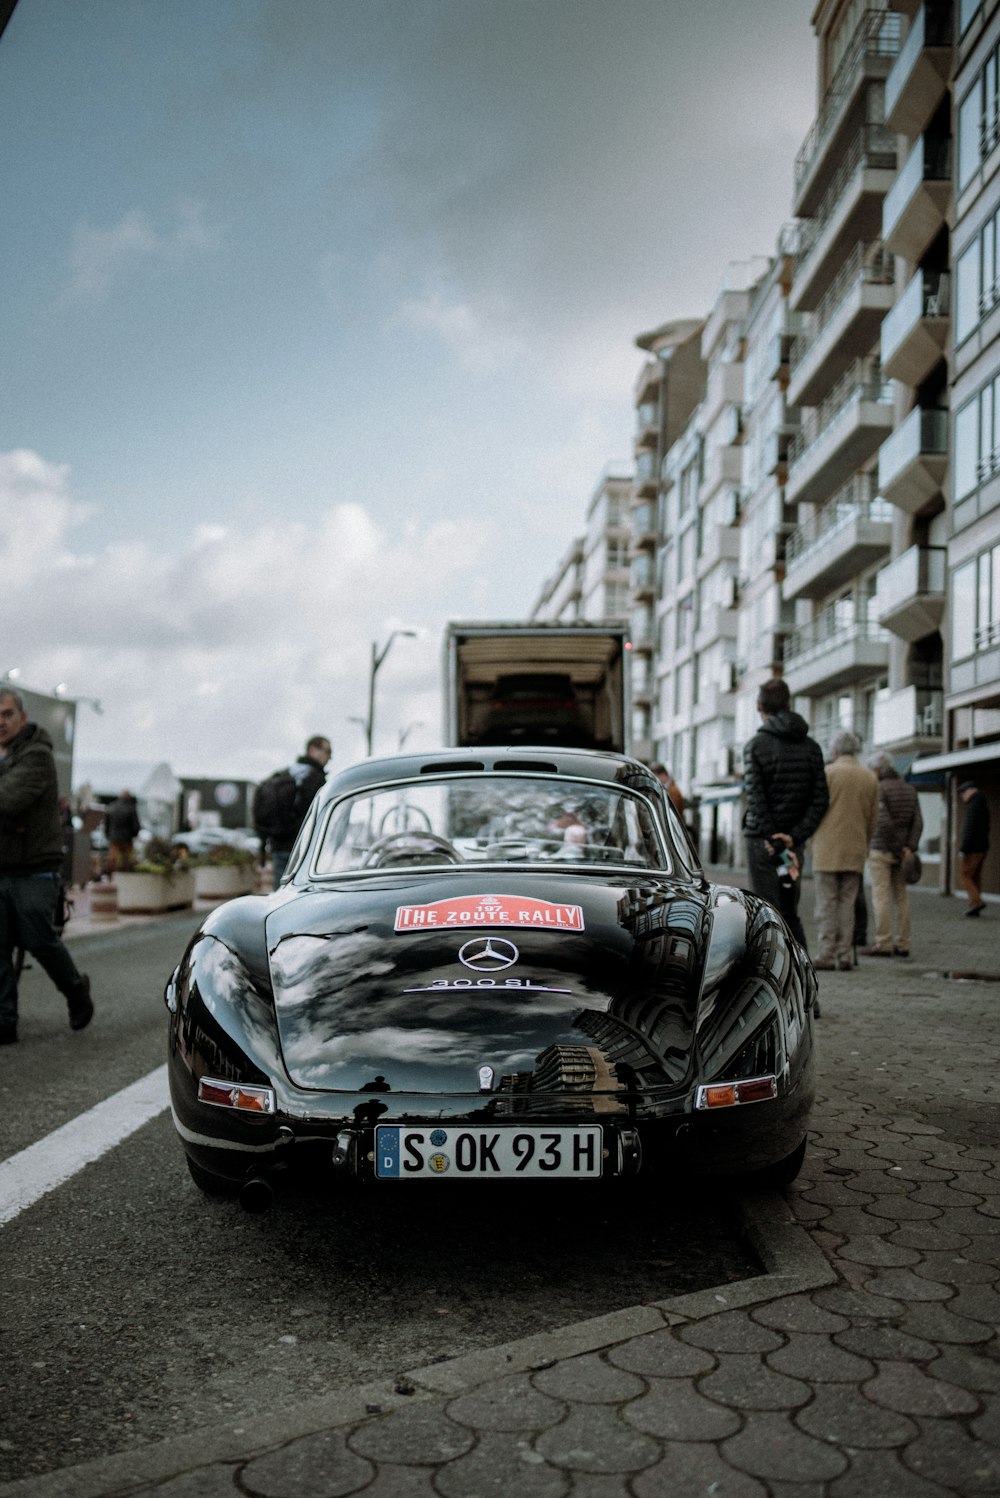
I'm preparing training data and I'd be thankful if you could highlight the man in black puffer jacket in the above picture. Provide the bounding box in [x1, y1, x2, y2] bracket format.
[0, 688, 93, 1044]
[742, 677, 829, 950]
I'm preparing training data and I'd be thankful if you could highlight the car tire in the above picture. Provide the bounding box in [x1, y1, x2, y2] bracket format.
[185, 1156, 240, 1197]
[749, 1137, 807, 1191]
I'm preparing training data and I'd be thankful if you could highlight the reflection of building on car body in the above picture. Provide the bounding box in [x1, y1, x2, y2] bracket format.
[166, 745, 817, 1211]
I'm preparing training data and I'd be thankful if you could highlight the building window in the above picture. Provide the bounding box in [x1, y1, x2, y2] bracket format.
[951, 549, 1000, 661]
[958, 41, 1000, 192]
[956, 207, 1000, 344]
[961, 0, 982, 38]
[954, 374, 1000, 500]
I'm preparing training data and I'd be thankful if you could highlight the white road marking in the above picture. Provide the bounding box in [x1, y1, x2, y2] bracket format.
[0, 1064, 169, 1226]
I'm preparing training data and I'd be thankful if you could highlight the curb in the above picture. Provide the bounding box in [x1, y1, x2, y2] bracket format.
[0, 1189, 835, 1498]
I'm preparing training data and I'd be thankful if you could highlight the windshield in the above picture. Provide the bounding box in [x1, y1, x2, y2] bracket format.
[310, 775, 669, 875]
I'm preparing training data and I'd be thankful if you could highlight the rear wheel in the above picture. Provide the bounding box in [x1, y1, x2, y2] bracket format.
[185, 1156, 240, 1197]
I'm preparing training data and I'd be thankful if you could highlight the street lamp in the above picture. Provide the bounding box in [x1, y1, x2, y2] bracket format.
[364, 630, 417, 756]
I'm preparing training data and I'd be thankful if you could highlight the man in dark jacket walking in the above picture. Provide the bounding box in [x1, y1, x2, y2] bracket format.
[0, 688, 93, 1044]
[958, 780, 990, 916]
[743, 677, 829, 949]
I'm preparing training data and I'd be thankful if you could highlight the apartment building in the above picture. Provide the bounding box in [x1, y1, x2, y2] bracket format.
[627, 319, 705, 763]
[909, 0, 1000, 896]
[780, 2, 901, 758]
[530, 465, 633, 624]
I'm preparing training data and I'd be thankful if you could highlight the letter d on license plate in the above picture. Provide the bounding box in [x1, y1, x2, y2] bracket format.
[375, 1126, 603, 1179]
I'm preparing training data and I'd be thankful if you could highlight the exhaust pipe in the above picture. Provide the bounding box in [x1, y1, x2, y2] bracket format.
[239, 1174, 275, 1213]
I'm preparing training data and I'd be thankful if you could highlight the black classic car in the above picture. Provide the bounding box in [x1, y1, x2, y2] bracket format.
[166, 747, 817, 1210]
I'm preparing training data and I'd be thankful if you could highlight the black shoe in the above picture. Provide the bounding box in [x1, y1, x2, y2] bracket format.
[0, 1024, 17, 1045]
[965, 903, 986, 918]
[68, 975, 94, 1031]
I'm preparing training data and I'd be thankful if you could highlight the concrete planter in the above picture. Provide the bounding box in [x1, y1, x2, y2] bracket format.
[116, 869, 195, 913]
[193, 865, 255, 901]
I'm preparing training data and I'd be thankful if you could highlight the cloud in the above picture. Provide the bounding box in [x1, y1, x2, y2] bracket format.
[66, 199, 221, 300]
[0, 450, 489, 778]
[390, 291, 525, 374]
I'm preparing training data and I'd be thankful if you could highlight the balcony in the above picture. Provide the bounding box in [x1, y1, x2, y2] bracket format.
[630, 611, 655, 654]
[882, 132, 952, 263]
[872, 684, 944, 747]
[701, 442, 743, 500]
[631, 501, 657, 549]
[791, 125, 898, 312]
[783, 479, 893, 600]
[783, 613, 890, 696]
[884, 3, 952, 138]
[767, 331, 794, 385]
[787, 242, 895, 408]
[878, 405, 948, 514]
[874, 544, 947, 641]
[880, 268, 950, 386]
[633, 358, 662, 407]
[793, 10, 901, 217]
[634, 400, 658, 450]
[785, 373, 894, 506]
[691, 679, 736, 727]
[634, 451, 658, 497]
[631, 553, 655, 601]
[694, 603, 739, 653]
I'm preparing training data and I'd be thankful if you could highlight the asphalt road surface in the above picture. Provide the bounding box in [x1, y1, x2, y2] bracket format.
[0, 915, 758, 1484]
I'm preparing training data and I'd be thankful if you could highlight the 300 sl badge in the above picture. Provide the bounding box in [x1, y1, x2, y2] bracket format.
[394, 892, 584, 932]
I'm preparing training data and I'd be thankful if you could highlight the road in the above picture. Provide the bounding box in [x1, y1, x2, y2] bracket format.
[0, 915, 757, 1484]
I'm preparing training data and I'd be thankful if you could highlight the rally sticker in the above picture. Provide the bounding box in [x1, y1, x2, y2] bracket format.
[394, 892, 584, 932]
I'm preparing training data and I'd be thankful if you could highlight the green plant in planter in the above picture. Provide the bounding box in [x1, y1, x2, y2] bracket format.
[193, 842, 258, 871]
[123, 836, 186, 877]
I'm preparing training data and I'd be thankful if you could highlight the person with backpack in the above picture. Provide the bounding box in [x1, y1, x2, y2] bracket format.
[253, 736, 331, 888]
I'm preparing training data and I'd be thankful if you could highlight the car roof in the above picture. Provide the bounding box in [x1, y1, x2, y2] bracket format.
[320, 746, 660, 801]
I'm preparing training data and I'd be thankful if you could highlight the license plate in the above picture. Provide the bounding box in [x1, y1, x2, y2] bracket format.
[374, 1125, 603, 1179]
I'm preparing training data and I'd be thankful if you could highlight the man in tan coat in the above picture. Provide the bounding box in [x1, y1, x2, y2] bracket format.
[810, 730, 878, 971]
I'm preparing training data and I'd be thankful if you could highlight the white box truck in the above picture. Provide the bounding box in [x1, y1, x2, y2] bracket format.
[443, 621, 632, 754]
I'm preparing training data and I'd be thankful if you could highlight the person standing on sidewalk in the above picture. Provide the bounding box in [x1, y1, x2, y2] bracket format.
[742, 677, 829, 950]
[958, 779, 990, 916]
[254, 735, 332, 889]
[810, 731, 878, 971]
[103, 789, 140, 874]
[863, 752, 924, 957]
[0, 688, 94, 1045]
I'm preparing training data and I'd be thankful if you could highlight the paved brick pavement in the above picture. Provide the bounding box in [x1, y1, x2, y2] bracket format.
[5, 880, 1000, 1498]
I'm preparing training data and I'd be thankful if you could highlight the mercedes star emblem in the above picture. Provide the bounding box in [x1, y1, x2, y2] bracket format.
[458, 936, 519, 971]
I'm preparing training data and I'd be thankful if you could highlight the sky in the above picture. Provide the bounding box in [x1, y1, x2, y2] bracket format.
[0, 0, 817, 784]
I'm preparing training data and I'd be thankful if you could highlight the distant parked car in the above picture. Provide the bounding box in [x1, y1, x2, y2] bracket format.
[171, 827, 261, 859]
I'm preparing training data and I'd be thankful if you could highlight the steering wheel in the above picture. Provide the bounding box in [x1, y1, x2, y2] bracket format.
[361, 830, 465, 868]
[378, 802, 433, 834]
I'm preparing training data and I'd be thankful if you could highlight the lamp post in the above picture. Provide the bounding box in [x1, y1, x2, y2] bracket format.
[365, 630, 417, 756]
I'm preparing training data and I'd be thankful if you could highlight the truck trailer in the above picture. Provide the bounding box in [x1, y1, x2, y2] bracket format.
[443, 621, 632, 754]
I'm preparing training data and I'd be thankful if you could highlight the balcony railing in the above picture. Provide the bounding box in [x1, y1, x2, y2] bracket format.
[785, 474, 891, 565]
[878, 405, 948, 492]
[885, 3, 953, 133]
[872, 685, 943, 744]
[882, 132, 952, 249]
[789, 241, 894, 377]
[796, 124, 898, 263]
[794, 10, 901, 195]
[876, 544, 946, 616]
[784, 612, 889, 667]
[788, 371, 894, 472]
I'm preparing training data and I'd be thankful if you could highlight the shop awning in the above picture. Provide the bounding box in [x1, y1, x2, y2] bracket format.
[909, 743, 1000, 776]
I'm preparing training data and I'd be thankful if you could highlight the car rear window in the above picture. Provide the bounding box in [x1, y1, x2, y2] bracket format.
[310, 775, 670, 875]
